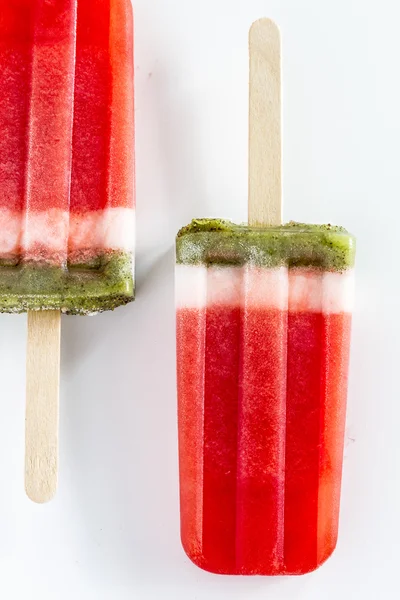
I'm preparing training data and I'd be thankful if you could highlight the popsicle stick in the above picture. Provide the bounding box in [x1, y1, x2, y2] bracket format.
[25, 310, 61, 503]
[249, 18, 282, 226]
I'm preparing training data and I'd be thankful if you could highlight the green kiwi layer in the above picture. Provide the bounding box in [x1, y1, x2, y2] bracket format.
[176, 219, 355, 271]
[0, 251, 134, 314]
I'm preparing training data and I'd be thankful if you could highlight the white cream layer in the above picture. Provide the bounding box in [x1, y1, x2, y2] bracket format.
[0, 207, 135, 255]
[175, 264, 354, 314]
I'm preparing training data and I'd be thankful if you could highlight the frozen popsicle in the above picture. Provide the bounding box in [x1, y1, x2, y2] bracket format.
[175, 19, 355, 575]
[0, 0, 135, 313]
[176, 220, 355, 575]
[0, 0, 134, 503]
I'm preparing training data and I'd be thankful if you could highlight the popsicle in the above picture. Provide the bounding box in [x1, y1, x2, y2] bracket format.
[0, 0, 134, 313]
[176, 222, 355, 575]
[175, 20, 355, 575]
[0, 0, 134, 502]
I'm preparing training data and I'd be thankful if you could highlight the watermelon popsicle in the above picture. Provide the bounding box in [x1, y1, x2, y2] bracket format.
[0, 0, 134, 503]
[0, 0, 134, 313]
[176, 221, 355, 574]
[175, 19, 356, 575]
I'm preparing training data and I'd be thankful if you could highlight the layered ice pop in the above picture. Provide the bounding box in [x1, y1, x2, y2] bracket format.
[176, 220, 355, 574]
[0, 0, 134, 313]
[0, 0, 134, 503]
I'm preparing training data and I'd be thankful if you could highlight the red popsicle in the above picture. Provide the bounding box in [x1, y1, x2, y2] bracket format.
[0, 0, 134, 503]
[176, 261, 354, 575]
[0, 0, 134, 279]
[175, 19, 355, 575]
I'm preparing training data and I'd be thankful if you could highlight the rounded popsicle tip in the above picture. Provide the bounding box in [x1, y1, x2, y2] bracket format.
[180, 538, 230, 575]
[180, 535, 339, 576]
[249, 17, 281, 45]
[25, 455, 58, 504]
[25, 479, 57, 504]
[289, 540, 339, 576]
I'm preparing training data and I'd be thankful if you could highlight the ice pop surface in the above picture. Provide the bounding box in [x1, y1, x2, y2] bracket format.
[0, 0, 134, 314]
[176, 220, 355, 575]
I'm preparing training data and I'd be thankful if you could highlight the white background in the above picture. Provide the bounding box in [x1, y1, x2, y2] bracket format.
[0, 0, 396, 598]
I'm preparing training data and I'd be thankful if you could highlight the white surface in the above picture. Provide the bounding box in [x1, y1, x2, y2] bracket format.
[0, 0, 396, 597]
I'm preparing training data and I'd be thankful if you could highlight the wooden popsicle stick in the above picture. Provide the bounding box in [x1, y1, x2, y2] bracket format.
[25, 310, 61, 503]
[249, 18, 282, 226]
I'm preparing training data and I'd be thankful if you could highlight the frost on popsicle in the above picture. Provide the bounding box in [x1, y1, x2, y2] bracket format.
[176, 219, 355, 270]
